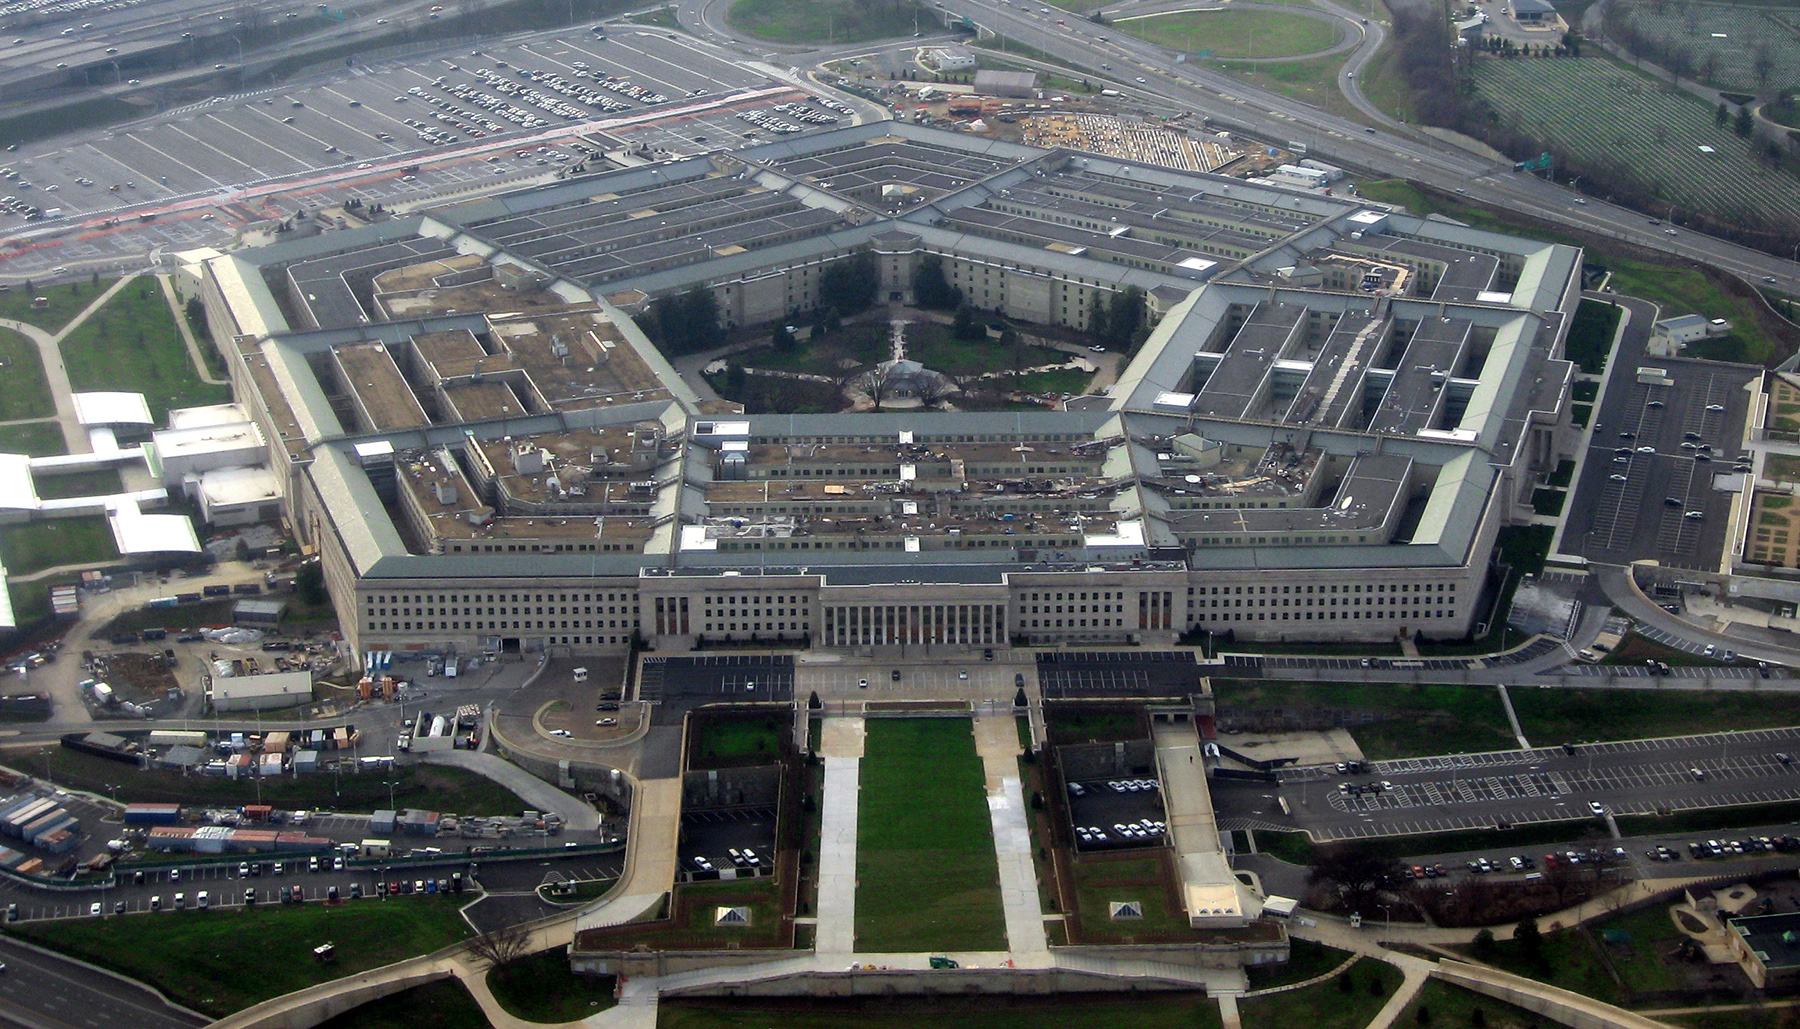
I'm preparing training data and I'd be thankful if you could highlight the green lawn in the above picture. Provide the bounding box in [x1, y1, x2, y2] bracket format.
[0, 420, 68, 457]
[658, 995, 1224, 1029]
[58, 278, 231, 422]
[1245, 937, 1353, 990]
[856, 719, 1005, 952]
[1455, 924, 1622, 1006]
[1238, 958, 1404, 1029]
[318, 978, 490, 1029]
[1565, 299, 1622, 374]
[905, 324, 1064, 377]
[1531, 488, 1567, 517]
[16, 896, 473, 1018]
[726, 0, 932, 44]
[487, 949, 616, 1022]
[29, 745, 531, 815]
[1214, 680, 1516, 760]
[1509, 686, 1800, 745]
[1070, 854, 1192, 943]
[1119, 9, 1340, 59]
[581, 880, 787, 949]
[0, 328, 55, 421]
[1209, 52, 1368, 125]
[690, 712, 787, 766]
[1393, 977, 1545, 1029]
[625, 5, 683, 29]
[0, 277, 117, 332]
[1597, 903, 1689, 995]
[1045, 707, 1142, 744]
[0, 516, 118, 575]
[1002, 368, 1093, 395]
[32, 468, 123, 501]
[738, 321, 891, 377]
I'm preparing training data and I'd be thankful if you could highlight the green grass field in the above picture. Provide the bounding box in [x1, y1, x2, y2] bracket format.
[1238, 959, 1404, 1029]
[29, 745, 530, 814]
[1214, 680, 1516, 760]
[1511, 686, 1800, 744]
[1070, 855, 1189, 943]
[1565, 299, 1622, 374]
[1246, 937, 1354, 990]
[1119, 9, 1340, 59]
[690, 713, 787, 765]
[658, 995, 1224, 1029]
[727, 0, 932, 44]
[855, 719, 1005, 952]
[0, 516, 118, 576]
[0, 328, 55, 422]
[1393, 977, 1545, 1029]
[487, 949, 616, 1022]
[1003, 368, 1093, 395]
[1473, 55, 1800, 244]
[904, 324, 1064, 377]
[16, 896, 473, 1017]
[0, 421, 67, 457]
[58, 279, 231, 422]
[318, 978, 489, 1029]
[32, 468, 123, 501]
[1210, 53, 1367, 125]
[0, 277, 117, 333]
[1455, 923, 1623, 1005]
[584, 880, 787, 949]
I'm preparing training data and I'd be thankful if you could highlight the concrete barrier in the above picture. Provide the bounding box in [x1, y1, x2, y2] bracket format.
[1433, 960, 1678, 1029]
[205, 961, 453, 1029]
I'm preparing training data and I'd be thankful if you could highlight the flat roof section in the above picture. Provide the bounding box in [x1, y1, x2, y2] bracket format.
[1284, 312, 1384, 428]
[485, 308, 671, 409]
[287, 239, 457, 330]
[333, 343, 431, 433]
[441, 381, 527, 422]
[1365, 317, 1472, 437]
[1192, 302, 1305, 421]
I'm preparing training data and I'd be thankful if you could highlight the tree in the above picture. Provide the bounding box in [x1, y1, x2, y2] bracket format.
[1735, 104, 1755, 139]
[1472, 927, 1497, 959]
[186, 296, 209, 339]
[1514, 916, 1543, 958]
[818, 251, 878, 316]
[1308, 845, 1405, 913]
[1087, 292, 1110, 342]
[465, 923, 533, 976]
[723, 362, 747, 396]
[1415, 1006, 1432, 1025]
[952, 302, 982, 340]
[771, 322, 797, 352]
[1104, 287, 1146, 350]
[294, 561, 328, 606]
[1716, 101, 1730, 128]
[1470, 1008, 1487, 1028]
[913, 253, 962, 309]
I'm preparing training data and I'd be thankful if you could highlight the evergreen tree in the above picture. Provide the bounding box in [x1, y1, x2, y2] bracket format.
[1716, 101, 1729, 127]
[953, 302, 982, 340]
[913, 253, 962, 309]
[819, 251, 878, 316]
[1734, 105, 1755, 138]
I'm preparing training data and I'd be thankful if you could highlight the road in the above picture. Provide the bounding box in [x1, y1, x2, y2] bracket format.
[0, 934, 203, 1029]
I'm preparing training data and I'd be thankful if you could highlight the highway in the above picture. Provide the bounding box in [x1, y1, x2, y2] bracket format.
[691, 0, 1800, 286]
[0, 934, 202, 1029]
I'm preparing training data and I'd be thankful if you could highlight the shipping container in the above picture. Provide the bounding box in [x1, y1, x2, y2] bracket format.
[124, 803, 182, 825]
[15, 858, 43, 876]
[37, 828, 78, 854]
[240, 804, 273, 822]
[202, 585, 231, 597]
[148, 730, 208, 749]
[360, 839, 391, 858]
[147, 596, 180, 609]
[31, 815, 78, 846]
[2, 799, 56, 836]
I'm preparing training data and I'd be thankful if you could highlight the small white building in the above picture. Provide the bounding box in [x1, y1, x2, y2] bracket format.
[1265, 165, 1331, 191]
[192, 466, 283, 526]
[925, 46, 977, 72]
[1650, 313, 1730, 356]
[210, 670, 312, 713]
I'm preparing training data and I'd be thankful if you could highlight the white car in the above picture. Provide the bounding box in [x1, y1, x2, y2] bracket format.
[548, 728, 573, 737]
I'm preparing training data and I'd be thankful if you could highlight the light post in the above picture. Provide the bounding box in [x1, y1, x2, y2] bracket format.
[1378, 903, 1391, 932]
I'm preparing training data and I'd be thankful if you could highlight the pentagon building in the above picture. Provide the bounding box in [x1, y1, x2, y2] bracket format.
[192, 122, 1580, 659]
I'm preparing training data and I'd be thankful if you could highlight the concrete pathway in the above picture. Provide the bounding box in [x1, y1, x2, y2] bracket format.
[420, 750, 601, 831]
[577, 777, 681, 932]
[815, 717, 865, 954]
[1216, 992, 1242, 1029]
[971, 711, 1048, 955]
[157, 272, 229, 386]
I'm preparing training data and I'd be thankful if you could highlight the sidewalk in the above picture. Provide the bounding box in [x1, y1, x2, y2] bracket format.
[972, 710, 1047, 955]
[815, 717, 865, 954]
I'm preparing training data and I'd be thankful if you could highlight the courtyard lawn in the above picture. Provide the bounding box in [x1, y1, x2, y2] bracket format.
[855, 719, 1006, 952]
[487, 949, 618, 1022]
[0, 276, 117, 332]
[1565, 299, 1622, 374]
[57, 278, 231, 422]
[726, 0, 932, 45]
[16, 896, 473, 1018]
[737, 321, 890, 378]
[32, 468, 122, 501]
[904, 324, 1064, 377]
[1069, 855, 1191, 943]
[1119, 9, 1341, 59]
[0, 328, 55, 421]
[0, 420, 67, 457]
[0, 516, 117, 575]
[691, 712, 787, 765]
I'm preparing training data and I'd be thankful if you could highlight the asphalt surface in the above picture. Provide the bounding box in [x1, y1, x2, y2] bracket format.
[639, 655, 794, 725]
[0, 934, 203, 1029]
[1215, 726, 1800, 841]
[1563, 295, 1758, 570]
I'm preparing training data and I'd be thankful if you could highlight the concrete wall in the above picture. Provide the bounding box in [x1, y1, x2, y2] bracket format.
[1433, 961, 1678, 1029]
[1058, 740, 1157, 780]
[659, 967, 1208, 999]
[207, 965, 451, 1029]
[682, 765, 782, 810]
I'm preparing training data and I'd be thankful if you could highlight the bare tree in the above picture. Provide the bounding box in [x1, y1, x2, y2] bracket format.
[466, 923, 533, 973]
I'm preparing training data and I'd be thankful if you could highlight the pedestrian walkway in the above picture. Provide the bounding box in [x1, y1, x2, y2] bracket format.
[815, 716, 865, 954]
[972, 711, 1047, 954]
[420, 751, 600, 831]
[157, 273, 229, 386]
[576, 777, 681, 933]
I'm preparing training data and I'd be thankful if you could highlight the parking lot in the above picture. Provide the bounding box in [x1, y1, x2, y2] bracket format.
[1036, 651, 1206, 699]
[0, 28, 840, 280]
[1066, 778, 1167, 852]
[678, 805, 777, 879]
[1567, 358, 1757, 569]
[1233, 725, 1800, 841]
[639, 654, 795, 724]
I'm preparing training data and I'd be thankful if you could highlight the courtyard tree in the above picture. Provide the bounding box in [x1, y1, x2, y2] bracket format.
[1308, 845, 1405, 914]
[912, 253, 962, 309]
[1736, 104, 1755, 139]
[819, 251, 878, 316]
